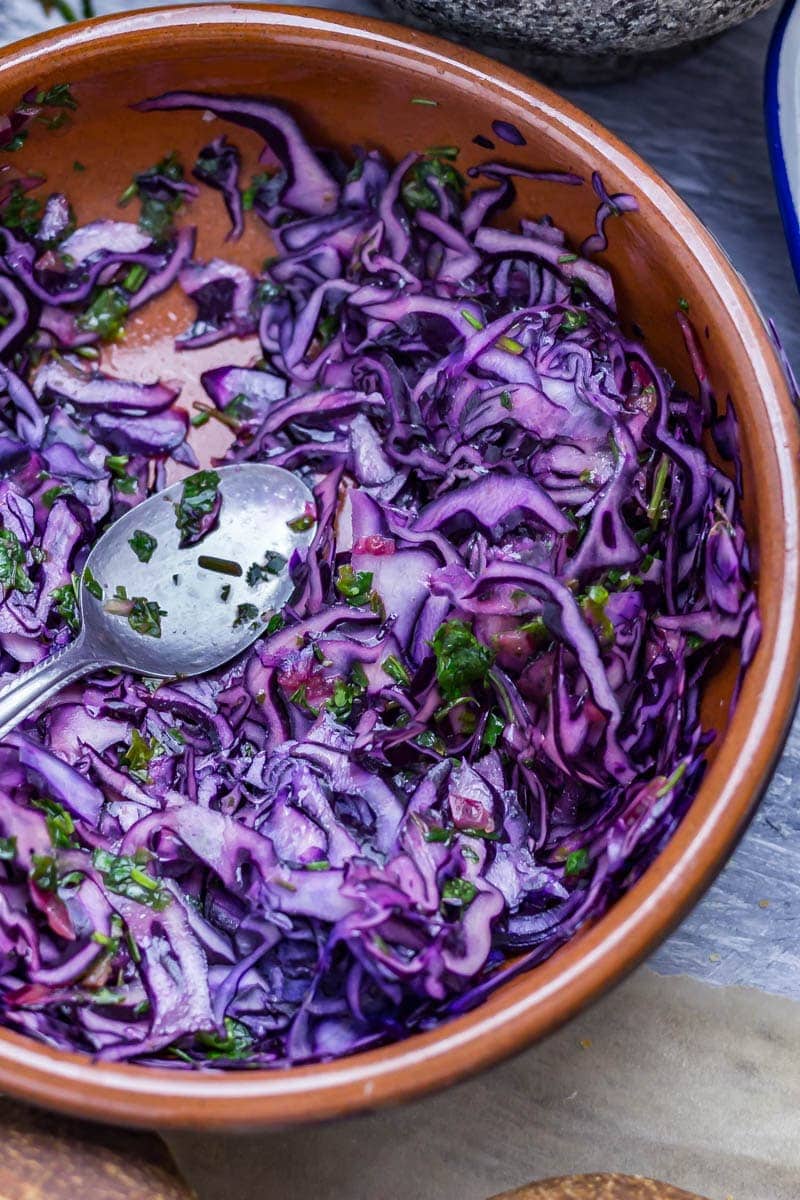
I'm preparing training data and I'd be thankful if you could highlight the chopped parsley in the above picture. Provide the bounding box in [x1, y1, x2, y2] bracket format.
[430, 619, 494, 702]
[383, 655, 410, 687]
[565, 848, 590, 876]
[441, 877, 478, 907]
[82, 566, 103, 601]
[287, 512, 315, 533]
[30, 853, 58, 892]
[32, 797, 76, 849]
[128, 529, 157, 563]
[127, 596, 166, 639]
[0, 131, 27, 153]
[560, 309, 589, 333]
[233, 603, 259, 629]
[0, 183, 44, 237]
[402, 152, 465, 213]
[34, 83, 78, 110]
[0, 529, 33, 595]
[92, 847, 169, 910]
[104, 454, 137, 494]
[42, 484, 71, 508]
[482, 711, 505, 749]
[174, 470, 221, 547]
[499, 390, 513, 410]
[265, 612, 285, 636]
[121, 728, 159, 782]
[246, 552, 287, 586]
[78, 287, 129, 341]
[124, 151, 189, 242]
[335, 565, 374, 607]
[196, 1017, 252, 1061]
[0, 836, 17, 860]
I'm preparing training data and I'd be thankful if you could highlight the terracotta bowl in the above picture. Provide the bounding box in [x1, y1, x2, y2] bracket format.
[0, 3, 798, 1131]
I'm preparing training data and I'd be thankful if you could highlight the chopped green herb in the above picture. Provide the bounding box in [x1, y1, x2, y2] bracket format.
[30, 853, 58, 892]
[128, 530, 157, 563]
[580, 584, 614, 645]
[326, 677, 363, 723]
[78, 286, 129, 341]
[35, 83, 78, 110]
[126, 596, 165, 639]
[410, 97, 438, 106]
[92, 847, 169, 910]
[0, 528, 34, 595]
[497, 334, 525, 354]
[461, 308, 484, 331]
[304, 859, 330, 871]
[287, 512, 315, 533]
[122, 263, 148, 294]
[560, 309, 589, 333]
[42, 484, 71, 509]
[351, 660, 368, 690]
[190, 410, 210, 428]
[198, 555, 242, 577]
[174, 470, 221, 547]
[265, 612, 285, 636]
[499, 390, 513, 410]
[196, 1016, 252, 1061]
[647, 454, 671, 524]
[246, 552, 288, 586]
[678, 297, 690, 312]
[290, 684, 319, 716]
[558, 253, 579, 264]
[565, 848, 590, 876]
[482, 711, 505, 749]
[383, 655, 410, 687]
[424, 826, 454, 844]
[32, 797, 75, 849]
[441, 877, 478, 906]
[402, 153, 465, 213]
[82, 566, 103, 601]
[415, 728, 446, 754]
[0, 836, 17, 860]
[220, 584, 231, 603]
[0, 183, 44, 237]
[106, 457, 137, 493]
[73, 160, 86, 172]
[121, 728, 159, 782]
[335, 565, 374, 607]
[233, 603, 259, 629]
[430, 619, 494, 702]
[242, 170, 277, 212]
[656, 761, 688, 798]
[132, 151, 188, 241]
[0, 132, 28, 153]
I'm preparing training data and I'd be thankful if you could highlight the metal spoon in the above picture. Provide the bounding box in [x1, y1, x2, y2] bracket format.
[0, 463, 316, 741]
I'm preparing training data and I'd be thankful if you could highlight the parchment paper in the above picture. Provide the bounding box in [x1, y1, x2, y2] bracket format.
[166, 968, 800, 1200]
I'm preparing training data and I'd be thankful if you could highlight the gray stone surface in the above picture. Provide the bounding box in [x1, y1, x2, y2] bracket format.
[1, 2, 799, 1001]
[381, 0, 775, 81]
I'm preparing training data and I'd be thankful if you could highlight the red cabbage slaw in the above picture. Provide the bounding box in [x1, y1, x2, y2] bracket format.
[0, 88, 759, 1068]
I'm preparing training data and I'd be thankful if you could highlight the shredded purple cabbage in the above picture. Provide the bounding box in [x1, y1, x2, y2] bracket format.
[0, 86, 759, 1068]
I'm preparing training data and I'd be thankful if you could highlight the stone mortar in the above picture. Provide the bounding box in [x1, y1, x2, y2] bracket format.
[380, 0, 776, 82]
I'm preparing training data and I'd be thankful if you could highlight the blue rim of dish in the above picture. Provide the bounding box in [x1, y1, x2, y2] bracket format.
[766, 0, 800, 289]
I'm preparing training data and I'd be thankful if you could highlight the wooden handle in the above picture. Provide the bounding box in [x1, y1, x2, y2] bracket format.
[488, 1175, 709, 1200]
[0, 1098, 194, 1200]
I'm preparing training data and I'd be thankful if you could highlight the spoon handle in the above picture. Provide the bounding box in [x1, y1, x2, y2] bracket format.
[0, 635, 102, 742]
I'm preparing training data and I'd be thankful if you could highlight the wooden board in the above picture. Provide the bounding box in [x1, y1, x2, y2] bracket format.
[489, 1176, 708, 1200]
[0, 1098, 194, 1200]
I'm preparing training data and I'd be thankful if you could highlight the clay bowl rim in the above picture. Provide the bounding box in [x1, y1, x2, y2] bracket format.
[0, 3, 798, 1132]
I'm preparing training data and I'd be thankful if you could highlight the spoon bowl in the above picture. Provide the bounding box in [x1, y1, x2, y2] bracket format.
[80, 463, 316, 677]
[0, 463, 316, 740]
